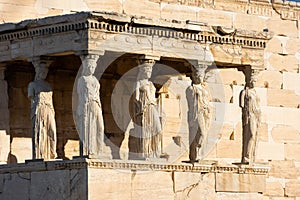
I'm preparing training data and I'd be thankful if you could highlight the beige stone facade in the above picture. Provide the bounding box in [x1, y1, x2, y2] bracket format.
[0, 0, 299, 199]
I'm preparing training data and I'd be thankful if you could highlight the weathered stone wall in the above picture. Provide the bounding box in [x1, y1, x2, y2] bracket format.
[0, 0, 300, 199]
[0, 159, 268, 200]
[0, 160, 87, 200]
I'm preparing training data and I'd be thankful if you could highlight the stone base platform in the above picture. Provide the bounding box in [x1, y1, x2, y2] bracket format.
[0, 159, 269, 200]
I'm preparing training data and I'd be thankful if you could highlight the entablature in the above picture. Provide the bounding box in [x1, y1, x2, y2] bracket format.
[0, 11, 273, 68]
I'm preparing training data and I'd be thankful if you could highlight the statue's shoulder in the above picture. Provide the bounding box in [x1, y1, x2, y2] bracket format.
[77, 76, 87, 84]
[28, 81, 36, 88]
[240, 88, 246, 95]
[44, 81, 52, 89]
[186, 85, 195, 97]
[149, 81, 156, 88]
[186, 85, 194, 93]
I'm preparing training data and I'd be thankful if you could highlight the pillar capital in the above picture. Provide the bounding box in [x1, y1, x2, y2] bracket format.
[189, 60, 210, 71]
[189, 60, 210, 80]
[79, 54, 100, 63]
[29, 56, 53, 69]
[137, 54, 160, 63]
[76, 50, 105, 58]
[238, 66, 262, 87]
[249, 68, 261, 82]
[144, 54, 160, 61]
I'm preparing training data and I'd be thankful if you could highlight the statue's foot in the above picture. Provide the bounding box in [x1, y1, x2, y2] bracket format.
[241, 157, 250, 165]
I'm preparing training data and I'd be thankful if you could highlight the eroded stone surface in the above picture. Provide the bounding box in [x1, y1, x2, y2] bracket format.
[264, 181, 284, 197]
[256, 142, 284, 161]
[271, 125, 300, 143]
[89, 168, 131, 200]
[285, 180, 300, 197]
[30, 170, 70, 200]
[0, 173, 30, 199]
[131, 171, 174, 200]
[285, 143, 300, 161]
[269, 160, 300, 179]
[174, 172, 216, 200]
[267, 88, 299, 108]
[216, 173, 266, 193]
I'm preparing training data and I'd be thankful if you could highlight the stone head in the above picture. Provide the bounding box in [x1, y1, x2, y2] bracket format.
[191, 68, 205, 85]
[35, 63, 49, 81]
[249, 78, 257, 88]
[137, 59, 155, 80]
[82, 56, 98, 76]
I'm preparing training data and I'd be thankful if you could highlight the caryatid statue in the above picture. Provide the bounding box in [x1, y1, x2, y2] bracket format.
[28, 60, 57, 160]
[76, 54, 104, 158]
[239, 70, 261, 164]
[186, 66, 211, 162]
[133, 59, 162, 159]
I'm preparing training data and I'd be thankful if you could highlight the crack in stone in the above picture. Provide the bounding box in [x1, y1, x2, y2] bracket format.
[174, 174, 204, 198]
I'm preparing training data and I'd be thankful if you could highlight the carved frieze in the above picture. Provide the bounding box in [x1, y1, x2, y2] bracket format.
[241, 48, 264, 68]
[235, 29, 273, 41]
[210, 44, 242, 65]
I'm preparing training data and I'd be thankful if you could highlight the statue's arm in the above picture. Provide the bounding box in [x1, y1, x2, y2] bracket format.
[77, 78, 88, 116]
[186, 86, 196, 122]
[255, 94, 262, 125]
[203, 85, 212, 112]
[28, 82, 34, 99]
[149, 82, 158, 105]
[239, 89, 245, 108]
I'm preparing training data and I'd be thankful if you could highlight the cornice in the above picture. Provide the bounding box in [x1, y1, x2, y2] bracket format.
[0, 12, 272, 50]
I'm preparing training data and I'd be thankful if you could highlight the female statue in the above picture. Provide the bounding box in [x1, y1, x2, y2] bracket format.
[76, 55, 104, 158]
[133, 59, 162, 159]
[28, 62, 56, 160]
[240, 78, 261, 164]
[186, 68, 211, 162]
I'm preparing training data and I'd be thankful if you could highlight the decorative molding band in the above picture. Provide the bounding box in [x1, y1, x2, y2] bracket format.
[0, 159, 269, 175]
[87, 160, 269, 175]
[88, 20, 270, 49]
[0, 159, 88, 174]
[0, 21, 88, 42]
